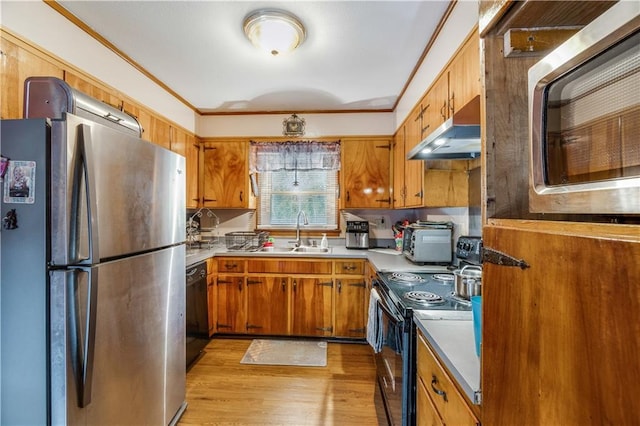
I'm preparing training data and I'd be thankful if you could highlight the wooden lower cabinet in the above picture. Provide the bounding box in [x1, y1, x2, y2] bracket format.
[482, 220, 640, 425]
[216, 275, 246, 333]
[213, 257, 366, 339]
[416, 377, 444, 426]
[246, 275, 289, 335]
[334, 259, 367, 338]
[417, 329, 479, 426]
[291, 277, 334, 337]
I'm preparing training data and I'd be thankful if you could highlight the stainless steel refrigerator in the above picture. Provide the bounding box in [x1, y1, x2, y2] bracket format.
[1, 78, 187, 425]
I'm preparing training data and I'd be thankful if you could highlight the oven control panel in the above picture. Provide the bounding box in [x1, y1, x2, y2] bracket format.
[455, 236, 482, 264]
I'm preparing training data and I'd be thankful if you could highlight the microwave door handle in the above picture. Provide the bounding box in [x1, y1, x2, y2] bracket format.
[77, 124, 100, 264]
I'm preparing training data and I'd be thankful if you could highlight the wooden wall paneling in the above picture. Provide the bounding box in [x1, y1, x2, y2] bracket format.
[64, 71, 123, 110]
[0, 36, 64, 119]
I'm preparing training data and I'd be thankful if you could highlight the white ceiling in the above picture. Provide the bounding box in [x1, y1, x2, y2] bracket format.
[57, 1, 451, 114]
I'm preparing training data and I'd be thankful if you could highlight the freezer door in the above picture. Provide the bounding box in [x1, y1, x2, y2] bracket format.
[50, 245, 186, 425]
[50, 113, 185, 265]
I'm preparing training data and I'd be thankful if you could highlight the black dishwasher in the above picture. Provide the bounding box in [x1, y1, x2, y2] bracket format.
[185, 261, 209, 369]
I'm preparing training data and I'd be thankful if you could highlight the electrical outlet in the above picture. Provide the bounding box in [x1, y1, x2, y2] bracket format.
[363, 215, 389, 229]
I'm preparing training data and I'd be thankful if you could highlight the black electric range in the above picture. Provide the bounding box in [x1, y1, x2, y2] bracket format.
[372, 236, 481, 426]
[378, 271, 472, 319]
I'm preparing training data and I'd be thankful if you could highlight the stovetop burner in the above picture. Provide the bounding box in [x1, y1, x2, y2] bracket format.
[433, 273, 455, 283]
[404, 290, 445, 305]
[389, 272, 425, 283]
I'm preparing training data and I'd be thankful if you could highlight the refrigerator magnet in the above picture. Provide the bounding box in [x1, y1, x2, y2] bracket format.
[3, 160, 36, 204]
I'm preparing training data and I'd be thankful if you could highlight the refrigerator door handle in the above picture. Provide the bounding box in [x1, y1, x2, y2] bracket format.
[69, 266, 98, 408]
[76, 124, 100, 264]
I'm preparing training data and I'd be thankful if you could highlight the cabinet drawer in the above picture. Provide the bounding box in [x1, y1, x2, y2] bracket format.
[417, 330, 479, 426]
[247, 259, 332, 274]
[217, 258, 245, 273]
[417, 375, 445, 426]
[334, 260, 365, 275]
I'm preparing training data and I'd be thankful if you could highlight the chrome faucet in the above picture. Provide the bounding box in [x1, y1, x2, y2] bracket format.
[295, 210, 309, 247]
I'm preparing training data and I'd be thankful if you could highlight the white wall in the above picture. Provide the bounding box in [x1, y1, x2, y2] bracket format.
[394, 1, 479, 129]
[197, 112, 395, 138]
[0, 1, 196, 132]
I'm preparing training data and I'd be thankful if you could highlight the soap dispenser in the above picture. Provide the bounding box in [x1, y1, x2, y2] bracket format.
[320, 233, 328, 249]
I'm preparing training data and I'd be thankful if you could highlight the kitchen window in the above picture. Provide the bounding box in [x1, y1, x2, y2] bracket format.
[250, 141, 340, 230]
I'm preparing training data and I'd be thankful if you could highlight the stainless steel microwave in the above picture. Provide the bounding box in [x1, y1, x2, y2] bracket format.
[528, 2, 640, 215]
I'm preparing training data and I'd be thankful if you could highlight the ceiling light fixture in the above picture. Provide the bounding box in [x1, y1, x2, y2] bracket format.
[243, 9, 306, 56]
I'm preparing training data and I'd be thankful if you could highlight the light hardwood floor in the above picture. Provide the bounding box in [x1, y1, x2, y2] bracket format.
[179, 338, 381, 426]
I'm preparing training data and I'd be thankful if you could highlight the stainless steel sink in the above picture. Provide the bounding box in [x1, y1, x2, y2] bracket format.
[259, 246, 332, 254]
[292, 246, 332, 253]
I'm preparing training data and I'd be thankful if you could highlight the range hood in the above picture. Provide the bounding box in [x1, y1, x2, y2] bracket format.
[407, 96, 481, 160]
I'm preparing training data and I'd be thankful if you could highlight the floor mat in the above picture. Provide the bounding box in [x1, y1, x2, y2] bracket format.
[240, 339, 327, 367]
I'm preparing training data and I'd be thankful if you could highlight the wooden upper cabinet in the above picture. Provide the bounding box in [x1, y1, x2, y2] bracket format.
[64, 71, 123, 111]
[424, 73, 450, 135]
[202, 139, 250, 208]
[171, 126, 199, 209]
[448, 34, 480, 116]
[394, 105, 425, 209]
[342, 138, 392, 209]
[0, 36, 64, 119]
[393, 126, 407, 207]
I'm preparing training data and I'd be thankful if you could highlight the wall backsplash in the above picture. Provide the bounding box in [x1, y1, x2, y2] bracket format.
[186, 206, 478, 246]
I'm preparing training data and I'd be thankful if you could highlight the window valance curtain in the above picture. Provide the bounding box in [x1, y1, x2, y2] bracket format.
[249, 141, 341, 173]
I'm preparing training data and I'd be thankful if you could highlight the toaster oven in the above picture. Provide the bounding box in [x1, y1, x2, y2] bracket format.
[402, 222, 453, 264]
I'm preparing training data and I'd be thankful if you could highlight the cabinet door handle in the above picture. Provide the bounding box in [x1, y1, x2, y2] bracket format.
[293, 280, 297, 292]
[343, 265, 356, 271]
[239, 191, 243, 202]
[431, 374, 447, 402]
[440, 102, 447, 120]
[346, 191, 350, 202]
[449, 92, 455, 114]
[238, 279, 243, 292]
[337, 280, 342, 293]
[282, 280, 286, 291]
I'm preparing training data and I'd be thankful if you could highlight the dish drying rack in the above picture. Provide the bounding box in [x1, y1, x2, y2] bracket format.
[187, 208, 220, 249]
[225, 231, 268, 252]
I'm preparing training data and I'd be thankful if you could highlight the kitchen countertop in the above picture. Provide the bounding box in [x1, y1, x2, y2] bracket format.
[186, 244, 451, 273]
[413, 316, 481, 405]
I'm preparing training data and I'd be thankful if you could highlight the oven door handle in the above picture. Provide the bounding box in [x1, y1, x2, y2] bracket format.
[375, 290, 403, 326]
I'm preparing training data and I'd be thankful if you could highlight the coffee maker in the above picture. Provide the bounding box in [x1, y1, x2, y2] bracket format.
[345, 221, 370, 249]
